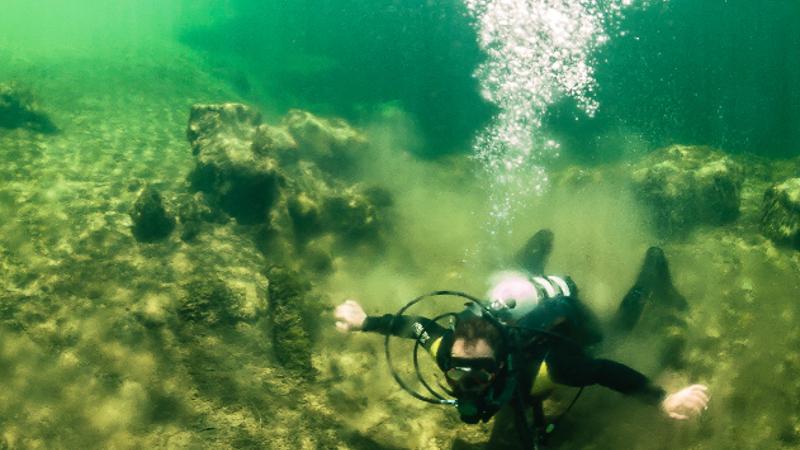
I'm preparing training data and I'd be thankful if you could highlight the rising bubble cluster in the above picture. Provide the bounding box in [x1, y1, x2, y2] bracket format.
[465, 0, 636, 230]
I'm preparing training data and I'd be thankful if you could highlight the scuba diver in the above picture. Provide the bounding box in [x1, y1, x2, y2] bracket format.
[334, 230, 710, 448]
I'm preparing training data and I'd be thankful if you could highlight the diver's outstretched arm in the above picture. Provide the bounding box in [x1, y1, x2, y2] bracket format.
[546, 344, 710, 420]
[334, 300, 367, 332]
[334, 300, 447, 342]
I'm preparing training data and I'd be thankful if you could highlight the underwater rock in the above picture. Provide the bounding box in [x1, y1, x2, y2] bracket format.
[187, 103, 262, 154]
[300, 236, 335, 274]
[187, 103, 283, 225]
[631, 145, 744, 236]
[760, 178, 800, 249]
[322, 185, 393, 244]
[186, 102, 392, 256]
[178, 277, 251, 327]
[175, 192, 226, 242]
[285, 162, 392, 245]
[0, 82, 57, 133]
[266, 266, 322, 374]
[280, 109, 367, 175]
[130, 186, 176, 242]
[250, 109, 368, 175]
[287, 190, 326, 242]
[280, 178, 392, 255]
[251, 123, 298, 162]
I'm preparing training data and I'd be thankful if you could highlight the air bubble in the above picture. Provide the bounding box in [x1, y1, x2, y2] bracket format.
[465, 0, 635, 230]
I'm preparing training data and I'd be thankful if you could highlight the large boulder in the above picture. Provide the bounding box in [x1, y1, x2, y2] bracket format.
[631, 145, 744, 236]
[760, 178, 800, 249]
[0, 82, 57, 133]
[281, 109, 366, 175]
[187, 104, 283, 225]
[284, 161, 392, 243]
[130, 186, 175, 242]
[175, 192, 226, 242]
[186, 103, 391, 256]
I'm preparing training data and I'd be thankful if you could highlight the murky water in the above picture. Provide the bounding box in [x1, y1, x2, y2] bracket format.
[1, 1, 799, 449]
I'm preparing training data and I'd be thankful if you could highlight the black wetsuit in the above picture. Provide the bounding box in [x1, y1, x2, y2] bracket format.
[362, 295, 666, 416]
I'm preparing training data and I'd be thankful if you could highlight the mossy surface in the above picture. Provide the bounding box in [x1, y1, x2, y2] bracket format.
[0, 82, 57, 133]
[178, 277, 240, 327]
[761, 177, 800, 249]
[266, 266, 323, 375]
[131, 186, 176, 242]
[631, 145, 744, 236]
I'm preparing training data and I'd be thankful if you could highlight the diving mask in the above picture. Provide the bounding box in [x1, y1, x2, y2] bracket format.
[445, 357, 499, 391]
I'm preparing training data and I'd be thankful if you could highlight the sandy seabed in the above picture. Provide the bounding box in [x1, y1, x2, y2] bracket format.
[1, 40, 800, 450]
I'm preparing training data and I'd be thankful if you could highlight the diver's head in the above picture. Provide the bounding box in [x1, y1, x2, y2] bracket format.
[446, 315, 508, 423]
[445, 316, 504, 394]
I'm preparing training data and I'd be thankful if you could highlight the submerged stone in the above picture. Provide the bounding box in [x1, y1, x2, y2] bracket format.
[266, 266, 321, 375]
[0, 82, 57, 133]
[178, 277, 242, 327]
[175, 192, 226, 242]
[185, 102, 392, 263]
[130, 186, 175, 242]
[187, 103, 262, 154]
[631, 145, 744, 236]
[322, 186, 392, 243]
[281, 109, 367, 175]
[760, 177, 800, 250]
[187, 103, 282, 225]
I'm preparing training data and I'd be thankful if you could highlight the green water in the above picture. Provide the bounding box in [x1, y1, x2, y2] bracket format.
[0, 1, 799, 449]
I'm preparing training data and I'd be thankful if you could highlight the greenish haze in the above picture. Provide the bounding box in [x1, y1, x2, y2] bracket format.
[0, 1, 799, 449]
[547, 0, 800, 161]
[181, 0, 493, 157]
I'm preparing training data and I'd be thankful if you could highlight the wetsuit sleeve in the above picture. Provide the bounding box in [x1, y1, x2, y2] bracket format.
[362, 314, 449, 354]
[545, 344, 666, 405]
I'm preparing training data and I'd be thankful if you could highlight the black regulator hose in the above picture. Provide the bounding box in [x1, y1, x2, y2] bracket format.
[384, 290, 490, 405]
[412, 311, 458, 401]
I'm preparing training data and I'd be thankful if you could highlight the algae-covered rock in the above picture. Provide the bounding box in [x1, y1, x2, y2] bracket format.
[251, 123, 298, 163]
[176, 192, 226, 242]
[187, 103, 262, 155]
[178, 277, 253, 327]
[187, 103, 283, 225]
[323, 185, 393, 243]
[554, 165, 608, 190]
[760, 178, 800, 249]
[186, 102, 392, 259]
[0, 82, 57, 133]
[281, 109, 367, 175]
[266, 266, 322, 374]
[285, 163, 393, 245]
[631, 145, 744, 236]
[130, 186, 175, 242]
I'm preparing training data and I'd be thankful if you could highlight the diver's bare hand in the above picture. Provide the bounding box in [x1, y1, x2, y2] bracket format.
[334, 299, 367, 332]
[662, 384, 710, 420]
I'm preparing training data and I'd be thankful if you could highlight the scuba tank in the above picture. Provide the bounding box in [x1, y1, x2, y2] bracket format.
[487, 271, 576, 322]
